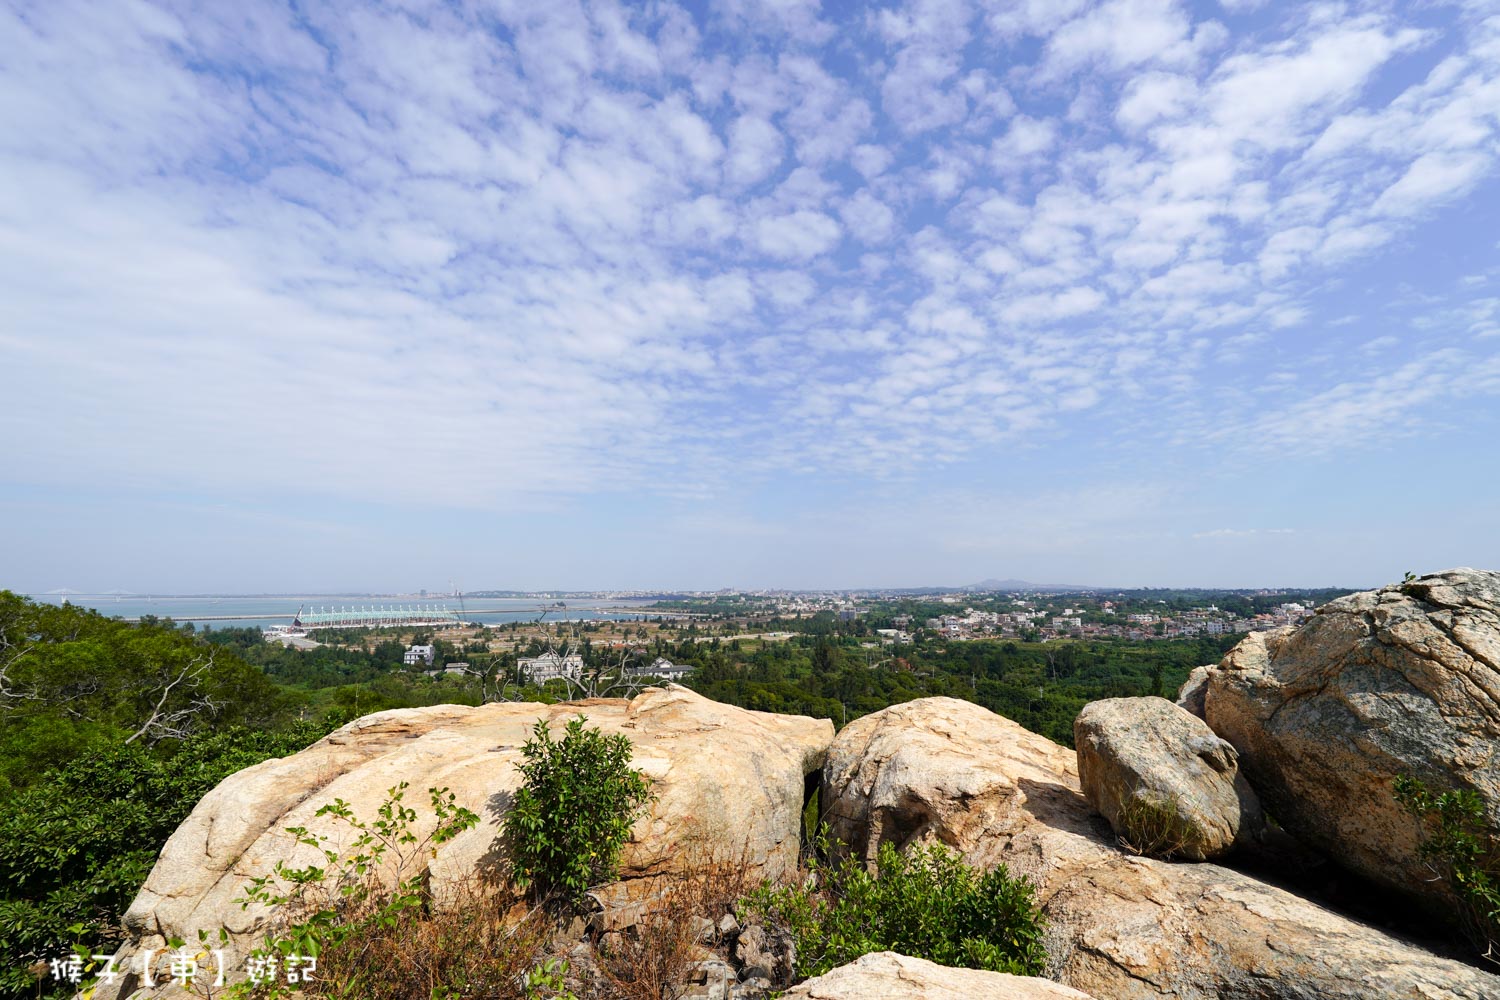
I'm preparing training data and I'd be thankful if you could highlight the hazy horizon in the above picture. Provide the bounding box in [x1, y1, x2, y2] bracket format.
[4, 1, 1498, 592]
[13, 571, 1394, 598]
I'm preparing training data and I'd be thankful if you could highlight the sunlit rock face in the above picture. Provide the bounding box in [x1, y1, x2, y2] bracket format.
[1074, 695, 1262, 861]
[1205, 568, 1500, 920]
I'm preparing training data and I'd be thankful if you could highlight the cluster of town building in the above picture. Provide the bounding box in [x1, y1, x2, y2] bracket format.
[400, 644, 691, 686]
[878, 600, 1314, 643]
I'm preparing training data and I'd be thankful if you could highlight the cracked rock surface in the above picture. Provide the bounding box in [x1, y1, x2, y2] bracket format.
[822, 696, 1500, 999]
[1204, 568, 1500, 919]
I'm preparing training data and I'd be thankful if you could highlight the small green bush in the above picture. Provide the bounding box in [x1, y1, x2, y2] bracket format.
[504, 716, 653, 908]
[1395, 774, 1500, 962]
[741, 839, 1046, 980]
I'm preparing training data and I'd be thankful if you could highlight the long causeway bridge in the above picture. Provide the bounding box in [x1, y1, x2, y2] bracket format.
[290, 605, 464, 629]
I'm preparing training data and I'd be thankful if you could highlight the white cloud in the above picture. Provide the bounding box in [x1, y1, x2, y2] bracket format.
[1202, 18, 1429, 153]
[1000, 286, 1107, 324]
[657, 95, 723, 169]
[1193, 527, 1295, 539]
[1116, 72, 1196, 130]
[1213, 350, 1500, 456]
[1318, 222, 1391, 262]
[854, 144, 896, 179]
[840, 189, 898, 244]
[978, 245, 1021, 275]
[983, 0, 1088, 41]
[876, 0, 975, 134]
[1370, 150, 1492, 217]
[659, 195, 738, 245]
[591, 1, 663, 78]
[990, 115, 1056, 162]
[721, 0, 834, 42]
[753, 209, 843, 259]
[726, 115, 785, 185]
[776, 54, 873, 164]
[757, 269, 818, 308]
[1042, 0, 1196, 77]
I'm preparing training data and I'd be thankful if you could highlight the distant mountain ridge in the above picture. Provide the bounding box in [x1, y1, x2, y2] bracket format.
[959, 578, 1098, 593]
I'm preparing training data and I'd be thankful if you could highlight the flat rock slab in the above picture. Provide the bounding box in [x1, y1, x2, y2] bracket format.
[780, 952, 1098, 999]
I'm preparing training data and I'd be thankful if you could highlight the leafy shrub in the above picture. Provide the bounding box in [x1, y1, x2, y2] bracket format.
[234, 783, 572, 1000]
[503, 717, 653, 908]
[1395, 774, 1500, 962]
[741, 838, 1046, 980]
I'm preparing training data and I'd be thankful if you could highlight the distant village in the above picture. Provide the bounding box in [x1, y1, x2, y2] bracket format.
[879, 599, 1314, 644]
[667, 588, 1322, 644]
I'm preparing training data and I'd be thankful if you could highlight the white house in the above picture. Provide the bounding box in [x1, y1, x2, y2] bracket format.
[403, 644, 435, 667]
[625, 656, 692, 681]
[519, 651, 584, 684]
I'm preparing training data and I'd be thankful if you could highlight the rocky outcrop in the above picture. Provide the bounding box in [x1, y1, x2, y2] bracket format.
[822, 697, 1500, 999]
[1175, 665, 1211, 718]
[735, 922, 797, 986]
[98, 686, 832, 999]
[821, 696, 1098, 878]
[779, 952, 1098, 999]
[1074, 696, 1261, 860]
[1203, 568, 1500, 917]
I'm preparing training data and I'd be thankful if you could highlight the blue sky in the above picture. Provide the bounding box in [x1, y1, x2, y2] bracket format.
[2, 0, 1499, 593]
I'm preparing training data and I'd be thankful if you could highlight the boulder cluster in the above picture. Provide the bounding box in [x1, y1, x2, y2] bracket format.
[92, 568, 1500, 999]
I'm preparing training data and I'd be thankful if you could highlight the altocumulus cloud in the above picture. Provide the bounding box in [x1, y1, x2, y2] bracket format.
[1, 0, 1499, 551]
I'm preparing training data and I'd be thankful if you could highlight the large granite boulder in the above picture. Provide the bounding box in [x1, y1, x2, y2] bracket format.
[1074, 696, 1261, 860]
[99, 686, 832, 999]
[1204, 568, 1500, 917]
[821, 695, 1093, 875]
[822, 697, 1500, 999]
[779, 951, 1098, 999]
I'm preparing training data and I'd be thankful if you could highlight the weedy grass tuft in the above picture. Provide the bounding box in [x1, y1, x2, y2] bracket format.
[227, 783, 573, 1000]
[1114, 791, 1199, 860]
